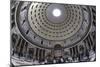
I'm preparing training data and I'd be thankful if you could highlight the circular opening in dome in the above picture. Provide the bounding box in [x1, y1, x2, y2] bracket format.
[52, 8, 61, 17]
